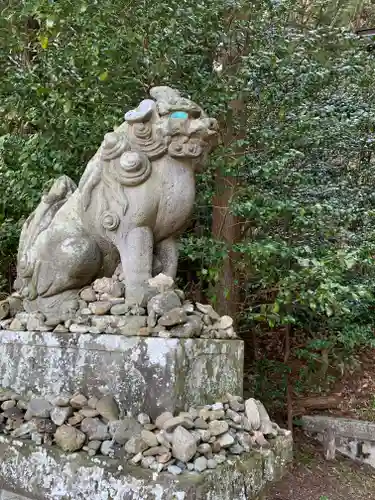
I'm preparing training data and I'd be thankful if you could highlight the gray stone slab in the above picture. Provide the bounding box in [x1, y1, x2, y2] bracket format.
[0, 331, 243, 419]
[302, 415, 375, 441]
[0, 434, 292, 500]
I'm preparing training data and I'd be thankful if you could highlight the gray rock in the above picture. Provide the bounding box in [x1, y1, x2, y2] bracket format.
[182, 302, 194, 314]
[89, 301, 112, 315]
[137, 413, 151, 426]
[157, 451, 172, 463]
[34, 417, 57, 435]
[148, 291, 181, 316]
[207, 458, 217, 469]
[195, 303, 220, 320]
[109, 280, 124, 298]
[215, 453, 227, 464]
[110, 303, 129, 315]
[26, 312, 48, 332]
[197, 443, 212, 456]
[68, 413, 84, 426]
[158, 308, 187, 327]
[254, 430, 270, 448]
[167, 465, 182, 476]
[51, 394, 72, 407]
[1, 400, 15, 411]
[226, 408, 242, 424]
[245, 398, 261, 430]
[54, 425, 86, 452]
[80, 287, 97, 303]
[87, 440, 102, 456]
[31, 432, 43, 445]
[79, 407, 100, 418]
[156, 430, 173, 449]
[9, 318, 25, 331]
[214, 315, 233, 330]
[211, 402, 224, 411]
[118, 316, 147, 336]
[125, 436, 148, 455]
[169, 315, 202, 338]
[80, 417, 110, 441]
[255, 400, 273, 435]
[143, 445, 169, 457]
[148, 274, 174, 293]
[194, 417, 209, 430]
[69, 323, 89, 333]
[70, 393, 88, 410]
[227, 394, 244, 412]
[16, 400, 28, 411]
[93, 277, 114, 295]
[26, 398, 52, 419]
[141, 429, 158, 448]
[11, 421, 37, 438]
[162, 416, 194, 432]
[197, 429, 211, 442]
[96, 395, 119, 422]
[100, 440, 114, 457]
[53, 324, 69, 333]
[155, 411, 173, 429]
[109, 417, 142, 445]
[141, 456, 156, 469]
[208, 420, 228, 437]
[229, 443, 244, 455]
[216, 432, 235, 448]
[87, 396, 99, 409]
[194, 456, 208, 472]
[209, 409, 225, 421]
[236, 431, 252, 452]
[3, 407, 23, 419]
[130, 452, 143, 464]
[172, 426, 197, 463]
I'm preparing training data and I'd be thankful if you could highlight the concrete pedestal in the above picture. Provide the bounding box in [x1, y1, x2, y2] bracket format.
[0, 434, 293, 500]
[0, 331, 243, 419]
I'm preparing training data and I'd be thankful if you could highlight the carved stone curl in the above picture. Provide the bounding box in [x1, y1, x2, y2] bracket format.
[13, 86, 218, 321]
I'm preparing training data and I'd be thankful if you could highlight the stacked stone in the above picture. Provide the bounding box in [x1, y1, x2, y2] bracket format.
[0, 274, 237, 340]
[0, 389, 290, 476]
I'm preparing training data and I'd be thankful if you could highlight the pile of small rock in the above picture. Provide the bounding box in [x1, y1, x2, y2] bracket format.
[0, 273, 237, 340]
[0, 389, 289, 475]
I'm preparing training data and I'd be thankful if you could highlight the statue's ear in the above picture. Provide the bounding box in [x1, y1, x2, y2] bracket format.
[124, 99, 155, 123]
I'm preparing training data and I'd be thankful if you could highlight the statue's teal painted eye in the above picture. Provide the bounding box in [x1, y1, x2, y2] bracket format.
[170, 111, 188, 119]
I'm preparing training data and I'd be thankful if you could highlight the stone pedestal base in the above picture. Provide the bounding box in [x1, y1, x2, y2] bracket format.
[0, 331, 243, 419]
[0, 434, 292, 500]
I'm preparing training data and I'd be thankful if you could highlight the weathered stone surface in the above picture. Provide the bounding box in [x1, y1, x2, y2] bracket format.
[158, 308, 187, 327]
[0, 433, 292, 499]
[13, 87, 218, 322]
[0, 332, 243, 420]
[209, 420, 229, 436]
[109, 417, 142, 445]
[96, 395, 119, 422]
[141, 429, 158, 448]
[80, 417, 109, 441]
[54, 425, 85, 452]
[25, 399, 52, 419]
[245, 398, 261, 430]
[172, 426, 197, 463]
[124, 436, 148, 455]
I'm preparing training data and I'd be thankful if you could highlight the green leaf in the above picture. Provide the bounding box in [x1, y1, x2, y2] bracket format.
[98, 71, 109, 81]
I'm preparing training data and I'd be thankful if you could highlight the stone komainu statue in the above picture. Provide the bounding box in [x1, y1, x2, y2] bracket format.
[14, 87, 218, 322]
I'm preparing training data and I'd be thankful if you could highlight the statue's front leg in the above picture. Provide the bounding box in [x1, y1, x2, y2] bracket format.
[154, 237, 178, 279]
[117, 226, 153, 306]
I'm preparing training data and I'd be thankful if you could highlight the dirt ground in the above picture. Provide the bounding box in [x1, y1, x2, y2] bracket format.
[266, 431, 375, 500]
